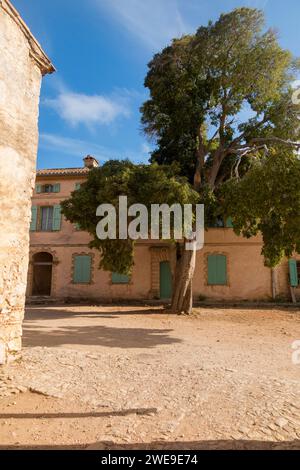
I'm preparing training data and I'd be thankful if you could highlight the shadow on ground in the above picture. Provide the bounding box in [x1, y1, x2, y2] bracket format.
[23, 324, 181, 349]
[0, 408, 157, 419]
[23, 307, 181, 349]
[25, 307, 165, 321]
[1, 439, 299, 450]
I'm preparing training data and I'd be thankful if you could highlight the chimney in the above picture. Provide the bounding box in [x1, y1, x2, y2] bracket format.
[83, 155, 99, 169]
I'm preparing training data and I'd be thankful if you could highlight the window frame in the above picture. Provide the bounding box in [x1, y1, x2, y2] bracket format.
[72, 254, 93, 285]
[111, 272, 131, 285]
[207, 253, 228, 286]
[40, 206, 54, 232]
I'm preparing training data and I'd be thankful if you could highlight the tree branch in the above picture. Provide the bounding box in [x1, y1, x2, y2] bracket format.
[248, 137, 300, 148]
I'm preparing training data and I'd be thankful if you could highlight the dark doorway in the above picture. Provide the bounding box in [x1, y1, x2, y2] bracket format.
[32, 252, 53, 296]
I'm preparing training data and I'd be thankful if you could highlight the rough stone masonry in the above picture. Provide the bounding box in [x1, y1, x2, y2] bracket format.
[0, 0, 54, 363]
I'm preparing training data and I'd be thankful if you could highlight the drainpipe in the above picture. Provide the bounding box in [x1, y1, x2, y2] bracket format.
[271, 268, 277, 301]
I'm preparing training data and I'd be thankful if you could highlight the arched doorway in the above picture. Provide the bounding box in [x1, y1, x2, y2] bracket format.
[160, 261, 173, 299]
[32, 252, 53, 296]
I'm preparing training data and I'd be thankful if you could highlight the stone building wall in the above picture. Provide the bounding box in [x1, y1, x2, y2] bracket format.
[0, 0, 54, 363]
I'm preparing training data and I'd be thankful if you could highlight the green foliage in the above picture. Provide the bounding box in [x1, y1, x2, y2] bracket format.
[221, 152, 300, 267]
[141, 7, 299, 184]
[61, 161, 199, 274]
[141, 6, 300, 265]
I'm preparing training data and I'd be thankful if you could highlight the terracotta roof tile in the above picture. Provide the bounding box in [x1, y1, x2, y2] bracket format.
[36, 167, 90, 177]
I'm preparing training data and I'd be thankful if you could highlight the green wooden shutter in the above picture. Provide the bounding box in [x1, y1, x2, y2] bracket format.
[73, 255, 92, 283]
[289, 259, 298, 287]
[35, 184, 42, 194]
[208, 255, 227, 285]
[160, 261, 173, 299]
[226, 217, 234, 228]
[30, 206, 38, 231]
[52, 205, 62, 231]
[53, 183, 61, 193]
[112, 272, 130, 284]
[74, 223, 82, 231]
[75, 183, 81, 190]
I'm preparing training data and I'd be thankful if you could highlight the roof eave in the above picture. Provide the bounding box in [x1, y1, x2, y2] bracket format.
[1, 0, 55, 76]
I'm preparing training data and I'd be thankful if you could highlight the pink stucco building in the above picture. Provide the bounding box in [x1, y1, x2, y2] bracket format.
[27, 156, 299, 303]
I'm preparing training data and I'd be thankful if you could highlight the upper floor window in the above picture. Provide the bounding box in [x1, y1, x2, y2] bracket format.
[208, 217, 234, 228]
[41, 207, 54, 231]
[36, 184, 61, 194]
[30, 205, 62, 232]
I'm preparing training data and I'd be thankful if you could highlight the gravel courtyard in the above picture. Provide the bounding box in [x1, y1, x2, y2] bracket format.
[0, 305, 300, 450]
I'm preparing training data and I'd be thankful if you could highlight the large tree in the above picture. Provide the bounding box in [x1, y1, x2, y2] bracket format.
[61, 160, 199, 281]
[141, 7, 300, 312]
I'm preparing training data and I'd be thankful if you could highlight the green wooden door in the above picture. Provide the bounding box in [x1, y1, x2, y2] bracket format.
[160, 261, 172, 299]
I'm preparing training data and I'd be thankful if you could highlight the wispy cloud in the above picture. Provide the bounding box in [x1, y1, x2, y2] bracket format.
[44, 91, 130, 128]
[39, 133, 151, 164]
[94, 0, 191, 50]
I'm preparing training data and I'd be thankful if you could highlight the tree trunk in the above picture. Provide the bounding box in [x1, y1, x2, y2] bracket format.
[171, 241, 196, 315]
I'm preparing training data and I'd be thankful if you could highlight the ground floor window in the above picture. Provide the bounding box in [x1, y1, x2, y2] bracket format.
[112, 272, 130, 284]
[207, 254, 228, 286]
[73, 255, 92, 284]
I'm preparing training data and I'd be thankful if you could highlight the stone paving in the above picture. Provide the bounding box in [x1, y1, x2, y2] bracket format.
[0, 305, 300, 449]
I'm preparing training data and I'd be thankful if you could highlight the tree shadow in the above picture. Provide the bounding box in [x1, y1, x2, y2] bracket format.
[25, 306, 165, 321]
[22, 323, 182, 349]
[0, 408, 157, 419]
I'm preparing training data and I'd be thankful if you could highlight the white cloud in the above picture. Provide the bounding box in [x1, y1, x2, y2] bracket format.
[95, 0, 191, 50]
[39, 133, 150, 164]
[94, 0, 271, 51]
[44, 91, 130, 128]
[39, 133, 111, 160]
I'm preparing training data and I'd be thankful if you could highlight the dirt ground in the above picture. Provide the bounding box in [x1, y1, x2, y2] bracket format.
[0, 304, 300, 450]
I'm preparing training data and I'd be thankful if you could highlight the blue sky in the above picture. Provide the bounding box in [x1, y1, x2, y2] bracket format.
[13, 0, 300, 170]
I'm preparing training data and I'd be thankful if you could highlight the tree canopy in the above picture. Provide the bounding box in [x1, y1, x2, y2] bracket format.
[61, 160, 199, 275]
[221, 151, 300, 267]
[141, 7, 300, 270]
[142, 7, 300, 189]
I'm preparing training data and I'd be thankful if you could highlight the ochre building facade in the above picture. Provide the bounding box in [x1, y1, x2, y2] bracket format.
[28, 157, 299, 303]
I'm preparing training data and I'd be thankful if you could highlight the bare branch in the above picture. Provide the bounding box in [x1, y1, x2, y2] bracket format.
[249, 137, 300, 148]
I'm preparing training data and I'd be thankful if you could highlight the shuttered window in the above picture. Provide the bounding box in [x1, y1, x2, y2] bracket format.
[35, 184, 60, 193]
[52, 205, 62, 231]
[226, 217, 234, 228]
[208, 254, 227, 286]
[73, 255, 92, 284]
[40, 207, 54, 231]
[112, 273, 130, 284]
[289, 259, 299, 287]
[30, 206, 38, 231]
